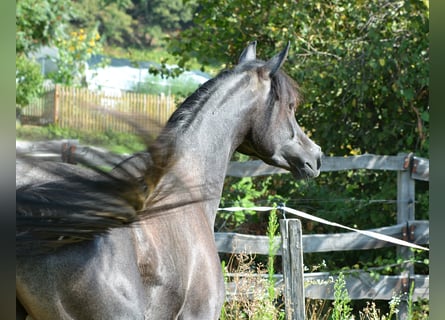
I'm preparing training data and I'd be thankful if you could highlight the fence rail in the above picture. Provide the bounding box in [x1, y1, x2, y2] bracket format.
[215, 220, 429, 255]
[19, 85, 176, 133]
[227, 154, 429, 181]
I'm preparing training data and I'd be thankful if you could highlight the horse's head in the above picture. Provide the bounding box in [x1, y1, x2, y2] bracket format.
[236, 41, 322, 179]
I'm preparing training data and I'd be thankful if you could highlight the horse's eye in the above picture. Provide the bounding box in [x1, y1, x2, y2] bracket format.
[288, 102, 295, 110]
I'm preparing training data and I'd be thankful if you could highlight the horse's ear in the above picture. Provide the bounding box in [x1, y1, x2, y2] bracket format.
[238, 41, 257, 64]
[264, 41, 290, 77]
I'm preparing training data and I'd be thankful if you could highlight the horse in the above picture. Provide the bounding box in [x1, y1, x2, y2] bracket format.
[16, 41, 322, 320]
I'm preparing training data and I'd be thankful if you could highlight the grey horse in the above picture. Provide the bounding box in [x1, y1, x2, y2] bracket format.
[16, 42, 322, 319]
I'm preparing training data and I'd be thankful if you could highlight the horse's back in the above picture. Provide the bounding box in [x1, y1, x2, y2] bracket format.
[16, 228, 147, 320]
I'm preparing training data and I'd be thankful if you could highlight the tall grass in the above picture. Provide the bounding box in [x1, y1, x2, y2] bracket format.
[221, 209, 285, 320]
[267, 208, 280, 304]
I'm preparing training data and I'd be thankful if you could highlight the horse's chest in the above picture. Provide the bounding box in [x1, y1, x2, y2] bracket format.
[133, 227, 193, 283]
[131, 220, 224, 303]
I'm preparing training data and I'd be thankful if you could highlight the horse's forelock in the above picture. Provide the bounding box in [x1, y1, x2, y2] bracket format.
[237, 60, 302, 109]
[270, 70, 302, 110]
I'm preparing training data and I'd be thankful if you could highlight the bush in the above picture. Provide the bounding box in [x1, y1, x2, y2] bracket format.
[16, 55, 44, 108]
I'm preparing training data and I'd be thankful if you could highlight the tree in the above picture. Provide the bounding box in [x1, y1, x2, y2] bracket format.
[131, 0, 197, 31]
[128, 0, 199, 47]
[68, 0, 199, 48]
[16, 0, 109, 104]
[70, 0, 135, 46]
[168, 0, 429, 158]
[47, 27, 106, 86]
[16, 0, 73, 54]
[16, 0, 73, 107]
[16, 55, 44, 108]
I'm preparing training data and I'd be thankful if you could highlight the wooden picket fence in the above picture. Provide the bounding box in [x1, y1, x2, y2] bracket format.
[20, 85, 176, 133]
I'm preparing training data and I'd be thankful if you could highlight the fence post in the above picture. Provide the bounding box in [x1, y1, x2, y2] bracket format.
[280, 219, 305, 320]
[53, 85, 60, 124]
[397, 153, 416, 320]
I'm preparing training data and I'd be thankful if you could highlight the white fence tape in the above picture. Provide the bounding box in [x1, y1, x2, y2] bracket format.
[217, 206, 429, 251]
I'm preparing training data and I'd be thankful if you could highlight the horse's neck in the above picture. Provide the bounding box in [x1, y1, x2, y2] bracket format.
[152, 84, 254, 228]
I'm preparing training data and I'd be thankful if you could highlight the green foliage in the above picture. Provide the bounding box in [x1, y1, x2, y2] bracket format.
[266, 209, 280, 304]
[69, 0, 199, 48]
[136, 0, 198, 32]
[218, 176, 279, 230]
[16, 0, 73, 54]
[48, 27, 108, 86]
[129, 0, 198, 46]
[169, 0, 429, 158]
[16, 55, 44, 108]
[173, 4, 429, 300]
[70, 0, 134, 46]
[331, 273, 353, 320]
[16, 0, 108, 89]
[16, 0, 71, 106]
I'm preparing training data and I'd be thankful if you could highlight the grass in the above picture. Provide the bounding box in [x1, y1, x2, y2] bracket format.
[16, 124, 147, 155]
[134, 73, 202, 98]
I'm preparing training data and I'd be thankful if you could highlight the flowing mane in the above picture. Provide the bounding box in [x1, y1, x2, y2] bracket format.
[166, 70, 234, 131]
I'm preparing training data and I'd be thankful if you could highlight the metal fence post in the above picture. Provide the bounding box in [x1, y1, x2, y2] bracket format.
[280, 219, 305, 320]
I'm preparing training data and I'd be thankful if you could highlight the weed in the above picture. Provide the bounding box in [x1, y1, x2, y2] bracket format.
[358, 294, 401, 320]
[332, 272, 353, 320]
[267, 208, 280, 303]
[221, 209, 285, 320]
[306, 299, 332, 320]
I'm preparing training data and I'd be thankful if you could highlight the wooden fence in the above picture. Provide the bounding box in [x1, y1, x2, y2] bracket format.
[17, 142, 429, 319]
[20, 85, 176, 133]
[221, 153, 429, 320]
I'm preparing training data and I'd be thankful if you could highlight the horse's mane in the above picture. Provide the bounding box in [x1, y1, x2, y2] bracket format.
[16, 151, 148, 254]
[161, 69, 234, 133]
